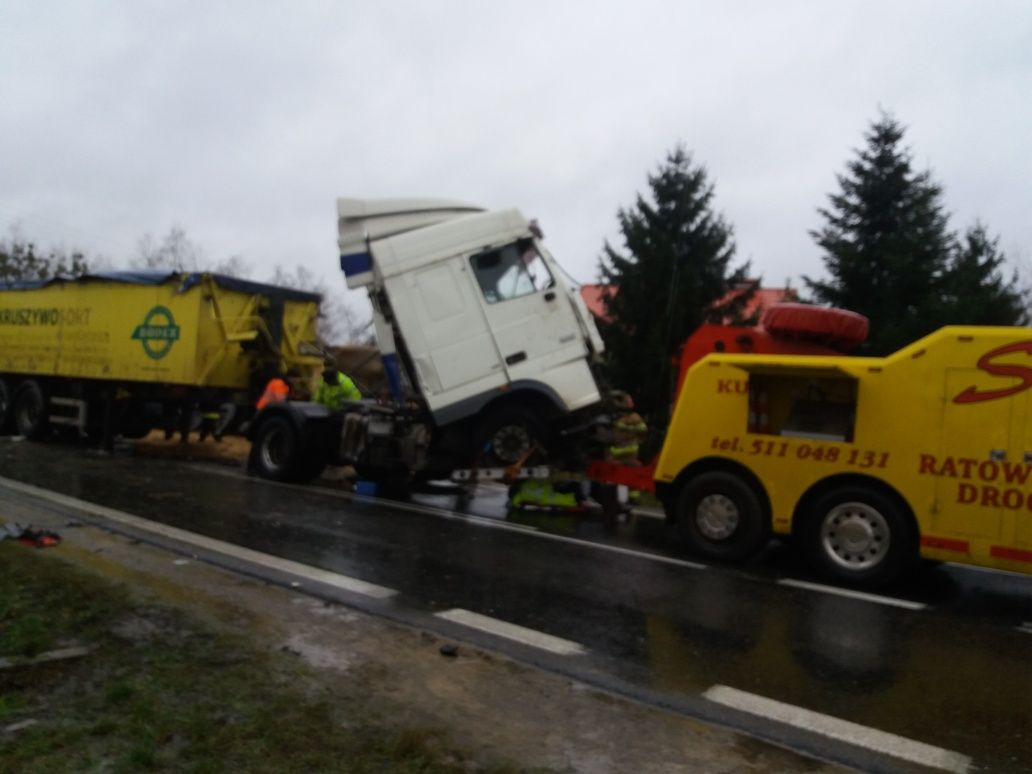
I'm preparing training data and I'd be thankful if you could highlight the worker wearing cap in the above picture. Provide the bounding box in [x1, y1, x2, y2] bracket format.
[256, 367, 300, 410]
[314, 364, 362, 411]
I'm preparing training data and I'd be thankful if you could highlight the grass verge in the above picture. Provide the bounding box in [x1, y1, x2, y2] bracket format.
[0, 543, 503, 773]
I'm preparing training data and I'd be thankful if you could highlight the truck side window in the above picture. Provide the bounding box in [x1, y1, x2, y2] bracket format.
[470, 240, 554, 304]
[750, 375, 857, 442]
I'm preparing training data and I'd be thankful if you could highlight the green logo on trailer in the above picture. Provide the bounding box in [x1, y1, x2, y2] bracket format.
[132, 306, 181, 360]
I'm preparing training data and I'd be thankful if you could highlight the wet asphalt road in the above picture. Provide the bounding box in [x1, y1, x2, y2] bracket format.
[1, 438, 1030, 773]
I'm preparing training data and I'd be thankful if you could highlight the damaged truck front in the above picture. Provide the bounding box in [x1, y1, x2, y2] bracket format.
[247, 199, 608, 484]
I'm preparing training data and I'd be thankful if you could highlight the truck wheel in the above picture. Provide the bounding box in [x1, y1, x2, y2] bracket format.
[802, 486, 915, 587]
[0, 378, 10, 434]
[250, 415, 302, 482]
[13, 380, 48, 439]
[675, 471, 769, 561]
[474, 407, 549, 467]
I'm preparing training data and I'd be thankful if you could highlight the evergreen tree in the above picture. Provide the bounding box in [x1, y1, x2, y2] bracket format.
[598, 146, 750, 428]
[805, 114, 955, 354]
[942, 223, 1027, 326]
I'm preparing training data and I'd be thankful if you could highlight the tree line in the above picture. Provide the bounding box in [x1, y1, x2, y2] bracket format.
[0, 224, 368, 345]
[598, 113, 1028, 428]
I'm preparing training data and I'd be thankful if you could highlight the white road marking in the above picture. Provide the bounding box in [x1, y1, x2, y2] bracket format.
[778, 578, 927, 610]
[194, 465, 707, 571]
[435, 608, 587, 656]
[1017, 622, 1032, 635]
[0, 476, 397, 600]
[704, 685, 972, 774]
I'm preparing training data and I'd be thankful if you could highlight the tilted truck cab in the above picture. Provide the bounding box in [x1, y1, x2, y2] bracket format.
[654, 326, 1032, 586]
[337, 198, 604, 422]
[248, 199, 608, 483]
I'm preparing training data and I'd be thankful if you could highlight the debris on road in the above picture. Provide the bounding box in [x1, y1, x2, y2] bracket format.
[0, 522, 61, 547]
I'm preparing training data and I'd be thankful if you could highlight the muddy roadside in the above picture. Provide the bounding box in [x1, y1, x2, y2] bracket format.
[0, 459, 843, 772]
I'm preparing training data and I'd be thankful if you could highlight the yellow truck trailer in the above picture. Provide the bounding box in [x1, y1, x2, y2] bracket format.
[0, 271, 322, 439]
[654, 326, 1032, 585]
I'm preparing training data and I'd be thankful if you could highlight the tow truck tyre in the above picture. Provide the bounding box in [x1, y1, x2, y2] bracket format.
[250, 415, 303, 482]
[474, 407, 549, 467]
[0, 378, 10, 434]
[803, 486, 915, 587]
[675, 471, 769, 561]
[13, 380, 48, 439]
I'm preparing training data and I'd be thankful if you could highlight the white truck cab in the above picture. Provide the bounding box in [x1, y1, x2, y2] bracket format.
[337, 198, 605, 432]
[247, 198, 610, 484]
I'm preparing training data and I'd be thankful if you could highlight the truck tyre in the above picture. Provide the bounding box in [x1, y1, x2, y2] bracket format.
[802, 486, 915, 588]
[473, 407, 549, 467]
[0, 378, 10, 434]
[13, 380, 48, 439]
[675, 471, 769, 562]
[249, 415, 303, 482]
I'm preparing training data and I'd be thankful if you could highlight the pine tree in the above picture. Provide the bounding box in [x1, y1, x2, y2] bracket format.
[598, 146, 750, 428]
[942, 223, 1027, 326]
[805, 114, 955, 354]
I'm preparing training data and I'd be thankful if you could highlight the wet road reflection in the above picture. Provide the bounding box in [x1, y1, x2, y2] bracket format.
[1, 438, 1030, 772]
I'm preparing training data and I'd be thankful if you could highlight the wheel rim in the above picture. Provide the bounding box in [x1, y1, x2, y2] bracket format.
[260, 426, 288, 471]
[695, 494, 739, 540]
[820, 501, 890, 570]
[489, 424, 533, 465]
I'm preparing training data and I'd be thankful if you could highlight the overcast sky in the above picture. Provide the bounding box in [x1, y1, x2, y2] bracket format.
[2, 1, 1030, 316]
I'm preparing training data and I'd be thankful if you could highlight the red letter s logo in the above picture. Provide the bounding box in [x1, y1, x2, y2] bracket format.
[953, 340, 1032, 404]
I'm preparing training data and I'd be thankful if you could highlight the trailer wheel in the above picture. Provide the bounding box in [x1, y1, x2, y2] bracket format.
[0, 378, 10, 434]
[13, 380, 48, 439]
[249, 415, 302, 481]
[473, 407, 550, 467]
[675, 471, 769, 561]
[802, 486, 915, 587]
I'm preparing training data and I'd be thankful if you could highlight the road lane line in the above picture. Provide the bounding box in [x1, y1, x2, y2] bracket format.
[1018, 622, 1032, 635]
[435, 609, 587, 656]
[703, 685, 971, 774]
[778, 578, 926, 610]
[192, 465, 707, 571]
[0, 476, 397, 600]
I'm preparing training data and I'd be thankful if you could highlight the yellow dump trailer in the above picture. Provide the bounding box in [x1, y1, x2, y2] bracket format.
[0, 271, 322, 439]
[654, 326, 1032, 585]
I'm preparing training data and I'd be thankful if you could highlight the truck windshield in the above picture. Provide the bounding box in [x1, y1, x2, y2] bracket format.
[470, 239, 554, 304]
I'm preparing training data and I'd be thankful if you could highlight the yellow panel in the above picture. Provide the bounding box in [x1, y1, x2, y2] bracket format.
[0, 275, 323, 389]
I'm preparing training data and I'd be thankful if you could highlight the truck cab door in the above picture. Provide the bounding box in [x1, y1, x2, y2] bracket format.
[1012, 391, 1032, 552]
[935, 369, 1010, 541]
[468, 239, 587, 384]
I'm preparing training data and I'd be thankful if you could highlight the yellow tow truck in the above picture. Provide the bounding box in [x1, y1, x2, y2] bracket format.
[653, 325, 1032, 585]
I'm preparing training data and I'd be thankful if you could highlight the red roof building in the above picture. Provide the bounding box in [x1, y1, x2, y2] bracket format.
[579, 280, 798, 325]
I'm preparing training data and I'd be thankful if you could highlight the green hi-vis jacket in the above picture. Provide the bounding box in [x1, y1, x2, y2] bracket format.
[314, 372, 361, 410]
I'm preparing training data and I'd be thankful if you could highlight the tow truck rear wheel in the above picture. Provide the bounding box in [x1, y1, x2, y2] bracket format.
[13, 380, 48, 439]
[802, 486, 915, 588]
[675, 471, 769, 561]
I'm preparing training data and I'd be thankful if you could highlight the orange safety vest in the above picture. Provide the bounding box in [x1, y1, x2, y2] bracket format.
[256, 378, 290, 410]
